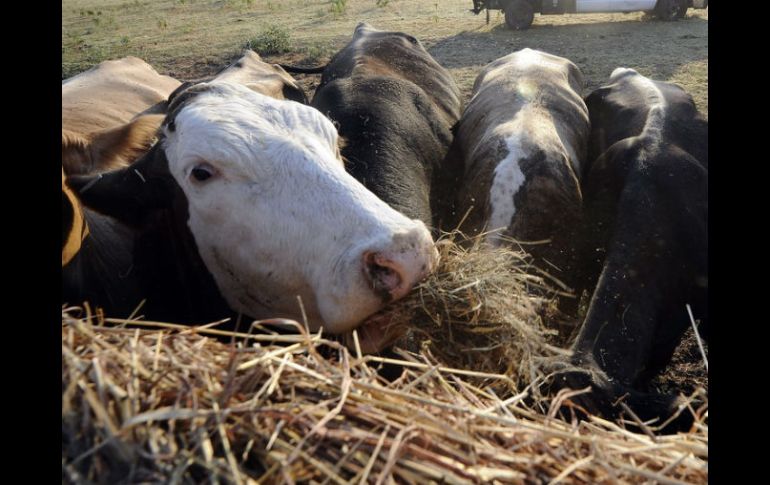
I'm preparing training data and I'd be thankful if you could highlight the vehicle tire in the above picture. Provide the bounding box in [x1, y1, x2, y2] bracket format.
[655, 0, 683, 21]
[504, 0, 535, 30]
[675, 0, 688, 18]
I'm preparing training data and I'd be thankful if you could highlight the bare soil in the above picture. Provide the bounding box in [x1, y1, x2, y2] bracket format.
[63, 1, 707, 114]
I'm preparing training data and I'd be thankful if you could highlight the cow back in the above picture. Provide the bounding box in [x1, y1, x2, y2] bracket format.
[449, 50, 590, 288]
[311, 24, 462, 230]
[62, 56, 180, 134]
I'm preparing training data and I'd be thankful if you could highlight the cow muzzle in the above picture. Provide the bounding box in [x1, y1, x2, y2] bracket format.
[362, 225, 438, 303]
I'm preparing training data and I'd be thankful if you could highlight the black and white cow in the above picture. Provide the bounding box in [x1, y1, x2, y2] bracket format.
[306, 23, 462, 229]
[63, 82, 439, 352]
[62, 53, 307, 178]
[544, 68, 708, 432]
[448, 48, 590, 294]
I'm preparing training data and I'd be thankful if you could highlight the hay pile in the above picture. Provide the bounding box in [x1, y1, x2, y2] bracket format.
[62, 314, 707, 483]
[62, 236, 707, 483]
[368, 233, 567, 385]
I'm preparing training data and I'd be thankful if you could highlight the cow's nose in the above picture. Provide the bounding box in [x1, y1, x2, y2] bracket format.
[362, 227, 438, 302]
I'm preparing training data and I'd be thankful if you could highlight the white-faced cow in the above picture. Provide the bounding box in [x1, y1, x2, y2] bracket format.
[296, 23, 462, 229]
[63, 53, 308, 177]
[63, 82, 438, 353]
[62, 57, 181, 175]
[448, 48, 590, 292]
[544, 68, 708, 432]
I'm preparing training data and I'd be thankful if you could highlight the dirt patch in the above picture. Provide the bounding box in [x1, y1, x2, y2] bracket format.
[653, 326, 709, 396]
[273, 10, 709, 114]
[63, 1, 707, 113]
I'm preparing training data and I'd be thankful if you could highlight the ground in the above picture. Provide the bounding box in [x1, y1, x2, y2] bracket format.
[62, 0, 708, 392]
[62, 0, 708, 116]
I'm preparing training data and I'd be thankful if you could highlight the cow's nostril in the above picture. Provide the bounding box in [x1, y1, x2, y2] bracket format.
[363, 251, 405, 302]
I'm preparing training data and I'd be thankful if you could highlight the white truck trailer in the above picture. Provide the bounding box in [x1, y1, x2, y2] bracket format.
[471, 0, 709, 30]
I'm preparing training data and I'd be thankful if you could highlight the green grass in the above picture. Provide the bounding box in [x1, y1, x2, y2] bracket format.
[329, 0, 347, 16]
[245, 25, 292, 55]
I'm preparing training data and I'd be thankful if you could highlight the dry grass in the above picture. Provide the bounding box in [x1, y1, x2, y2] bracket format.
[368, 233, 567, 385]
[62, 238, 707, 483]
[62, 308, 708, 483]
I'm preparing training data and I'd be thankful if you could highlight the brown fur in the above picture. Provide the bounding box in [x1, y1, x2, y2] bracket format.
[62, 57, 180, 175]
[62, 114, 164, 175]
[213, 51, 307, 103]
[62, 168, 89, 266]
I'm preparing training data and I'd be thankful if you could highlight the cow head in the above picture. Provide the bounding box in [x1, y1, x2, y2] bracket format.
[67, 82, 438, 346]
[211, 50, 308, 104]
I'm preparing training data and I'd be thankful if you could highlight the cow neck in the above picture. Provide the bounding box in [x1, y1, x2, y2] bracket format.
[132, 181, 233, 326]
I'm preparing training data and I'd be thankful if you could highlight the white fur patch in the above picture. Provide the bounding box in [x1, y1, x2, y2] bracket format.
[487, 134, 528, 246]
[161, 82, 435, 333]
[509, 48, 564, 71]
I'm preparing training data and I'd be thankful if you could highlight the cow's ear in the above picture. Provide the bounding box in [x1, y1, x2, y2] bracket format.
[62, 115, 164, 176]
[565, 61, 585, 96]
[584, 86, 609, 106]
[66, 144, 175, 227]
[281, 82, 309, 104]
[270, 64, 309, 104]
[89, 114, 164, 170]
[61, 130, 91, 175]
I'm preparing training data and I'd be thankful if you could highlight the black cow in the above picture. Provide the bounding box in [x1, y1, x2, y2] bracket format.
[305, 23, 462, 229]
[63, 81, 439, 355]
[446, 49, 590, 300]
[543, 68, 708, 432]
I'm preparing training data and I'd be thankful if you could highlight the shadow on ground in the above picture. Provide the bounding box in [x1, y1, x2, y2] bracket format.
[426, 15, 707, 92]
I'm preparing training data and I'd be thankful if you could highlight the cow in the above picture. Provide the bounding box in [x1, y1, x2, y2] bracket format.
[62, 56, 181, 175]
[542, 68, 708, 433]
[447, 49, 590, 301]
[207, 50, 308, 104]
[303, 23, 462, 229]
[63, 53, 307, 177]
[63, 81, 439, 353]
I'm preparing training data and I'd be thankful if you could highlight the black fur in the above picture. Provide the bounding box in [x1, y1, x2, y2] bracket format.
[63, 139, 231, 324]
[543, 72, 708, 433]
[310, 23, 462, 230]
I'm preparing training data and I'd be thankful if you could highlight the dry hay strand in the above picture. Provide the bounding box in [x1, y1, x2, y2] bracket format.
[62, 307, 708, 484]
[368, 232, 567, 385]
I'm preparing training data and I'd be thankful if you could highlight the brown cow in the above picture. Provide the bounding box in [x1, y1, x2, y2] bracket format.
[209, 50, 308, 103]
[62, 56, 181, 175]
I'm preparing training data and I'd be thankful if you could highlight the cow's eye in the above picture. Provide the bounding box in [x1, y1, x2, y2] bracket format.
[191, 164, 215, 182]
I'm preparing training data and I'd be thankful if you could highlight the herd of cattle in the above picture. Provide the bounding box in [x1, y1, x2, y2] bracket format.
[62, 22, 708, 431]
